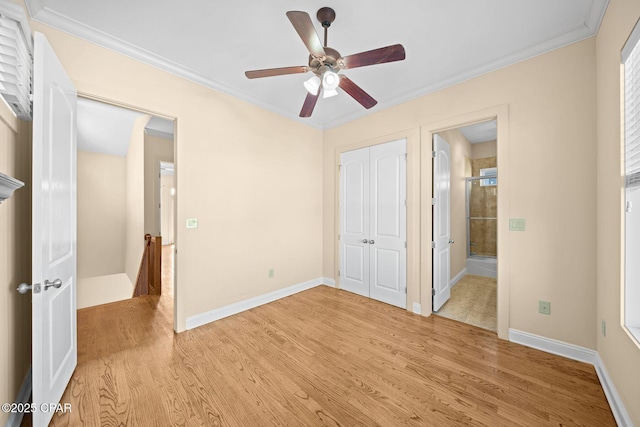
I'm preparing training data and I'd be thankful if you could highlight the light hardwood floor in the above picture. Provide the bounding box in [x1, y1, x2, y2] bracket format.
[47, 257, 614, 426]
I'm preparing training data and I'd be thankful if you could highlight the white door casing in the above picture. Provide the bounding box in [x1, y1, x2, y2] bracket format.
[368, 140, 407, 308]
[433, 134, 451, 312]
[339, 146, 370, 298]
[32, 32, 78, 427]
[339, 139, 406, 309]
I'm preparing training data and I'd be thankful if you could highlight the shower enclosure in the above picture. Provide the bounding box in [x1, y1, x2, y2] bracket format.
[466, 171, 497, 277]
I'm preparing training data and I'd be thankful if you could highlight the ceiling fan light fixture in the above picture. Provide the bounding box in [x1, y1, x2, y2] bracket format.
[304, 75, 321, 95]
[322, 70, 339, 91]
[323, 88, 339, 98]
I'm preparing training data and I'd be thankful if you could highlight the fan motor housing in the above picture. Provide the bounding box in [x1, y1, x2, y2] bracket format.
[309, 47, 342, 73]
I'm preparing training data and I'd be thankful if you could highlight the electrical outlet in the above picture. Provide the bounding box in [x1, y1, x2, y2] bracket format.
[602, 319, 606, 337]
[186, 218, 198, 229]
[538, 300, 551, 315]
[268, 268, 274, 278]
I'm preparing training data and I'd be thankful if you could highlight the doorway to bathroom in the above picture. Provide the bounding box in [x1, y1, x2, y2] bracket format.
[432, 119, 498, 332]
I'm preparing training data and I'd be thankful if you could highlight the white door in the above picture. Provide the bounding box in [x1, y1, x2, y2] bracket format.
[432, 134, 451, 311]
[368, 140, 407, 308]
[32, 32, 77, 427]
[339, 139, 406, 308]
[339, 146, 370, 297]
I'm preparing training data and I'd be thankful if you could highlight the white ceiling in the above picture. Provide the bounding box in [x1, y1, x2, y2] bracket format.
[26, 0, 608, 129]
[459, 120, 497, 144]
[78, 98, 174, 156]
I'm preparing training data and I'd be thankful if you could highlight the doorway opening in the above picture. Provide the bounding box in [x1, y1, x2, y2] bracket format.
[75, 97, 176, 324]
[432, 119, 497, 332]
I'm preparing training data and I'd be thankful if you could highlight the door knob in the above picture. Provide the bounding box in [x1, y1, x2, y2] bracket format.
[45, 278, 62, 291]
[362, 239, 368, 243]
[449, 239, 455, 244]
[369, 240, 375, 244]
[17, 282, 41, 294]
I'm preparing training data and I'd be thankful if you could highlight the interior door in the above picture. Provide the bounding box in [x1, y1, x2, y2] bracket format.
[368, 139, 407, 308]
[339, 146, 370, 297]
[339, 139, 407, 309]
[31, 32, 78, 427]
[433, 134, 451, 311]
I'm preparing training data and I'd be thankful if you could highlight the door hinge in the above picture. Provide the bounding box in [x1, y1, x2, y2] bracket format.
[405, 287, 407, 294]
[338, 269, 340, 277]
[432, 197, 436, 205]
[338, 234, 340, 241]
[338, 164, 341, 171]
[404, 153, 407, 160]
[432, 288, 436, 296]
[431, 241, 435, 249]
[404, 241, 407, 248]
[432, 150, 436, 158]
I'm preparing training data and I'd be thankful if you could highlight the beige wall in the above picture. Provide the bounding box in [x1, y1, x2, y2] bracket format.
[26, 17, 323, 331]
[124, 115, 150, 285]
[77, 151, 126, 279]
[472, 140, 497, 159]
[324, 38, 597, 348]
[161, 173, 175, 244]
[144, 132, 173, 236]
[595, 0, 640, 424]
[0, 100, 31, 425]
[437, 129, 472, 280]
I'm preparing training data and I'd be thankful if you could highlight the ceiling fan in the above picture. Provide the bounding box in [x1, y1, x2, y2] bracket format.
[245, 7, 406, 118]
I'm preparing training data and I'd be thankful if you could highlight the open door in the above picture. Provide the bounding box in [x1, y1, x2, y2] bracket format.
[31, 32, 77, 427]
[433, 134, 451, 311]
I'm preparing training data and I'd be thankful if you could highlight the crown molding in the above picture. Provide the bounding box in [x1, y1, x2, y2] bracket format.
[324, 0, 609, 129]
[144, 128, 174, 140]
[24, 2, 323, 129]
[25, 0, 608, 131]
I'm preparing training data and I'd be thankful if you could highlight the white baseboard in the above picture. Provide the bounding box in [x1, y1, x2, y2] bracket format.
[6, 367, 32, 427]
[508, 329, 597, 364]
[186, 278, 329, 330]
[450, 268, 466, 288]
[322, 277, 336, 287]
[509, 329, 632, 426]
[594, 353, 634, 427]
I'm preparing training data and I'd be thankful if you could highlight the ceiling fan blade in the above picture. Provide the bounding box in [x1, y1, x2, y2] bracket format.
[245, 66, 309, 79]
[300, 91, 319, 117]
[286, 11, 326, 58]
[339, 76, 377, 109]
[341, 44, 406, 69]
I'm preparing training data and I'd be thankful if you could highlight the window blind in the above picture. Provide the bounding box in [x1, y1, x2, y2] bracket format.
[0, 3, 32, 121]
[625, 34, 640, 188]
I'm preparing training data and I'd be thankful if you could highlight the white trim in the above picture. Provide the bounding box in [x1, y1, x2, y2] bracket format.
[508, 328, 597, 364]
[321, 277, 336, 287]
[24, 6, 323, 130]
[144, 128, 174, 140]
[23, 0, 607, 131]
[6, 367, 32, 427]
[594, 353, 635, 427]
[449, 268, 466, 288]
[509, 329, 633, 427]
[186, 278, 328, 330]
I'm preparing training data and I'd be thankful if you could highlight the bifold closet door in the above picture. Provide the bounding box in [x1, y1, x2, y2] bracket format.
[339, 139, 406, 309]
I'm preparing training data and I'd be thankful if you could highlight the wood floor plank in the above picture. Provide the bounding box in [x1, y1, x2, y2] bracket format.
[47, 254, 615, 426]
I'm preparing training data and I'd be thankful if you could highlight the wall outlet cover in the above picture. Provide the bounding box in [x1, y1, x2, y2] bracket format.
[268, 268, 274, 278]
[186, 218, 198, 229]
[538, 300, 551, 315]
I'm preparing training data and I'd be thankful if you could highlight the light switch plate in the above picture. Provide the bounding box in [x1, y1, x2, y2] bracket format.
[186, 218, 198, 229]
[509, 218, 526, 231]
